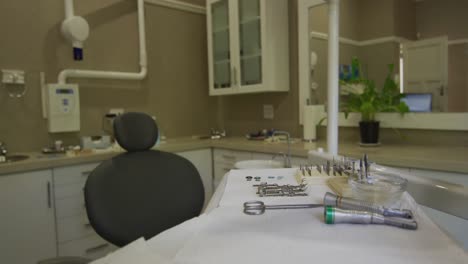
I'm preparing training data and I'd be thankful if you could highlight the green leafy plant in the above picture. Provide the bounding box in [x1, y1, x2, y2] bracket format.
[341, 58, 409, 122]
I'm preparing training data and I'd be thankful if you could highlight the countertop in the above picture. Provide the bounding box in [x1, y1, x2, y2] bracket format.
[0, 137, 467, 176]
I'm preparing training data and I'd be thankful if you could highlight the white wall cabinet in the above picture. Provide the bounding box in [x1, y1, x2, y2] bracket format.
[207, 0, 290, 95]
[0, 170, 57, 264]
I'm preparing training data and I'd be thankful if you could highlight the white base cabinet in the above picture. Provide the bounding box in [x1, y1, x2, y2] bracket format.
[177, 149, 214, 207]
[0, 170, 57, 264]
[53, 162, 118, 260]
[213, 149, 252, 188]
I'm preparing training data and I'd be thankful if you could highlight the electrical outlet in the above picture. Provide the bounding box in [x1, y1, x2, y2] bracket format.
[263, 104, 274, 120]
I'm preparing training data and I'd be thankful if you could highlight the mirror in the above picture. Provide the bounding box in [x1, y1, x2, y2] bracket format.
[304, 0, 468, 113]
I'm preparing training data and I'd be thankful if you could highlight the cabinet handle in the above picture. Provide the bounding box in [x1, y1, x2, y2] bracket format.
[47, 181, 52, 208]
[85, 243, 109, 254]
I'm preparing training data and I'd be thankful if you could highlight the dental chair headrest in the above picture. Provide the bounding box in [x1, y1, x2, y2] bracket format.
[113, 112, 159, 152]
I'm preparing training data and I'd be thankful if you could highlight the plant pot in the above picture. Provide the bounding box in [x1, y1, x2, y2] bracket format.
[359, 121, 380, 144]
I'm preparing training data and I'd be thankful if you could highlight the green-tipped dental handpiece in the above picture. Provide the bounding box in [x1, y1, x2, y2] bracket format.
[323, 192, 414, 219]
[324, 206, 418, 230]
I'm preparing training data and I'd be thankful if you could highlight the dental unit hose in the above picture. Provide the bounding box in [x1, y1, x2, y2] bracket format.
[324, 206, 418, 230]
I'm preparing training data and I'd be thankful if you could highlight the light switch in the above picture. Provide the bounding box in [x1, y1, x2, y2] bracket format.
[263, 104, 274, 120]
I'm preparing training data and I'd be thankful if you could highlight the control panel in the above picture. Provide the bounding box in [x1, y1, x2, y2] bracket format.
[46, 84, 80, 133]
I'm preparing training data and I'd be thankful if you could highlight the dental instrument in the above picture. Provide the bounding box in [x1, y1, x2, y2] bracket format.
[324, 206, 418, 230]
[323, 192, 414, 219]
[243, 201, 322, 215]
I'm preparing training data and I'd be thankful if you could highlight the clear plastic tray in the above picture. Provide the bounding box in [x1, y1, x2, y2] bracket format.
[348, 170, 408, 207]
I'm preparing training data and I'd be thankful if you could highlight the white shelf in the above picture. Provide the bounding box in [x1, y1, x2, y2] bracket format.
[240, 16, 261, 25]
[241, 53, 261, 60]
[214, 59, 231, 65]
[213, 27, 229, 34]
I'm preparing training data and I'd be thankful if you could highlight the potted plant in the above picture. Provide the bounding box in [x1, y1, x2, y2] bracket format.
[340, 58, 409, 144]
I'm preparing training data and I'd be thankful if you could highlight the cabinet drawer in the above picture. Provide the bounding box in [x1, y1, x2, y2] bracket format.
[213, 149, 252, 164]
[54, 180, 86, 200]
[57, 213, 95, 243]
[56, 195, 86, 219]
[53, 163, 100, 186]
[58, 235, 117, 260]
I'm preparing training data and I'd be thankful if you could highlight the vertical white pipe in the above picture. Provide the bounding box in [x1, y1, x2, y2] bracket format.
[137, 0, 148, 68]
[327, 0, 340, 156]
[64, 0, 75, 19]
[58, 0, 148, 83]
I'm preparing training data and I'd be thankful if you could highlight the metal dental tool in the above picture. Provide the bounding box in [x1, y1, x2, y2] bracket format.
[243, 192, 414, 220]
[359, 159, 364, 181]
[316, 164, 322, 174]
[255, 182, 308, 197]
[324, 206, 418, 230]
[364, 154, 369, 180]
[243, 201, 322, 215]
[323, 192, 414, 219]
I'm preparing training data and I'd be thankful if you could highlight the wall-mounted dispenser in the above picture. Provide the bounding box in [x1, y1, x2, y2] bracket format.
[43, 83, 81, 133]
[62, 0, 89, 61]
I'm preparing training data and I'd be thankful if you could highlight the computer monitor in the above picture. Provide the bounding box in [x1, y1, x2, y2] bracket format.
[401, 93, 432, 112]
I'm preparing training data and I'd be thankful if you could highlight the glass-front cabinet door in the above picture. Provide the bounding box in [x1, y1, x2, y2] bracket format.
[208, 0, 288, 96]
[238, 0, 263, 88]
[209, 0, 233, 92]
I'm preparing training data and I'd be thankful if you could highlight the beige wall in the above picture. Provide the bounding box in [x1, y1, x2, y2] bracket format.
[1, 0, 466, 153]
[448, 44, 468, 112]
[218, 1, 300, 137]
[357, 0, 395, 41]
[309, 0, 359, 40]
[415, 0, 468, 40]
[308, 0, 400, 106]
[415, 0, 468, 112]
[0, 0, 217, 152]
[394, 0, 416, 40]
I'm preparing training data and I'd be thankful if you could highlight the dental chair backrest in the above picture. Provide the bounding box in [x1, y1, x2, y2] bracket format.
[84, 112, 205, 247]
[308, 150, 468, 221]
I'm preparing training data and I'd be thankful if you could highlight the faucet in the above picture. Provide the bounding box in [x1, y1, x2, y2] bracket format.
[0, 142, 7, 156]
[0, 142, 7, 162]
[271, 131, 291, 168]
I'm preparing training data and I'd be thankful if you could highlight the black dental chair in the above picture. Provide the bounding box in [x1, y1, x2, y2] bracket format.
[39, 112, 205, 264]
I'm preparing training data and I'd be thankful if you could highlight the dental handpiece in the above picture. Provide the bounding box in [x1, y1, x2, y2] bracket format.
[324, 206, 418, 230]
[323, 192, 414, 219]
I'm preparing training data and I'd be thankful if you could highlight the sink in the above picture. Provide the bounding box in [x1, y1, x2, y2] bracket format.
[0, 154, 29, 163]
[234, 160, 284, 169]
